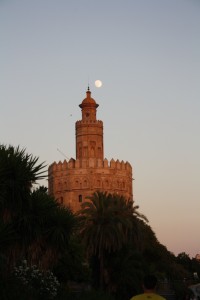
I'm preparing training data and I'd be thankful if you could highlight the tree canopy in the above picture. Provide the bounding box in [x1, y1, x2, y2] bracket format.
[0, 144, 199, 300]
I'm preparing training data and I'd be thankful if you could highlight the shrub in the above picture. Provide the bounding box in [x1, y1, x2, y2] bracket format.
[13, 260, 60, 299]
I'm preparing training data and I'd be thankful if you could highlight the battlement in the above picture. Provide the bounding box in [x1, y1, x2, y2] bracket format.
[48, 157, 132, 173]
[76, 120, 103, 126]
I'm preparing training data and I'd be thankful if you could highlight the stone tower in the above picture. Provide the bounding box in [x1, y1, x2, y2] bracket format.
[48, 88, 133, 212]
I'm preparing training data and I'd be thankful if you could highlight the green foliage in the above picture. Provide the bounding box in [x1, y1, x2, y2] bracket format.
[1, 144, 199, 300]
[105, 248, 145, 299]
[176, 252, 200, 280]
[0, 144, 83, 294]
[54, 236, 90, 283]
[13, 260, 60, 299]
[78, 191, 148, 290]
[79, 191, 147, 258]
[0, 144, 46, 219]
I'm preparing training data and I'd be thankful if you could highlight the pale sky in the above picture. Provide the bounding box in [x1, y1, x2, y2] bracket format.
[1, 0, 200, 257]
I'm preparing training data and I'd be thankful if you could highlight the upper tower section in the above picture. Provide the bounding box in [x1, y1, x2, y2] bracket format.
[79, 87, 99, 121]
[76, 88, 104, 161]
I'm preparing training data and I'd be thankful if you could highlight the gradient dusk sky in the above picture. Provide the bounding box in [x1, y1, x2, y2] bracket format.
[1, 0, 200, 257]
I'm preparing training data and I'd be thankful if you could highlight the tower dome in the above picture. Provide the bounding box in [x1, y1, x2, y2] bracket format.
[79, 87, 99, 109]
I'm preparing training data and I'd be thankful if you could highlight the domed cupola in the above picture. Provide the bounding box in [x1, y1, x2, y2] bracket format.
[79, 87, 99, 121]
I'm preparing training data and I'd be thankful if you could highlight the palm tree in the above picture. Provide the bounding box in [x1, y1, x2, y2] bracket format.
[109, 193, 148, 243]
[0, 144, 46, 222]
[13, 186, 57, 266]
[78, 191, 147, 290]
[0, 144, 47, 268]
[15, 186, 78, 269]
[42, 202, 78, 269]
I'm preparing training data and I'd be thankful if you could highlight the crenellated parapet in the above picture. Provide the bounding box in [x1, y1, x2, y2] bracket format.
[48, 157, 132, 173]
[76, 120, 103, 126]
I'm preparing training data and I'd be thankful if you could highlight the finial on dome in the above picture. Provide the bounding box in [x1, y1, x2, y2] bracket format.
[86, 85, 91, 98]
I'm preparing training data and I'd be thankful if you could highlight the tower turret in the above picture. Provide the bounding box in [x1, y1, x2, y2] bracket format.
[75, 88, 104, 161]
[79, 87, 99, 121]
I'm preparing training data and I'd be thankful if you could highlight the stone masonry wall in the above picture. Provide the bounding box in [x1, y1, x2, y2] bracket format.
[48, 158, 133, 212]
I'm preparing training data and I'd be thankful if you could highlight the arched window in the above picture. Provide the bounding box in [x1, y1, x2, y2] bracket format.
[91, 147, 95, 157]
[83, 147, 88, 157]
[79, 195, 82, 202]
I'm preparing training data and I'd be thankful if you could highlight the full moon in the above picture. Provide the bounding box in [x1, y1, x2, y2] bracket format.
[95, 80, 102, 88]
